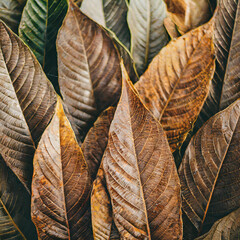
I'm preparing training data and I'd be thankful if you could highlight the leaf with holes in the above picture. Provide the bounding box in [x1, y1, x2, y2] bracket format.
[127, 0, 169, 75]
[0, 21, 57, 192]
[179, 99, 240, 236]
[31, 98, 92, 239]
[103, 63, 182, 239]
[57, 0, 122, 141]
[19, 0, 68, 88]
[81, 0, 130, 48]
[135, 21, 215, 152]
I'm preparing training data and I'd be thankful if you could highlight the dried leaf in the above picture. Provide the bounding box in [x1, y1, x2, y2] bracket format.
[135, 21, 215, 152]
[196, 208, 240, 240]
[81, 0, 130, 48]
[0, 0, 26, 33]
[164, 0, 212, 34]
[164, 17, 181, 39]
[0, 21, 57, 191]
[0, 155, 37, 239]
[103, 63, 182, 239]
[196, 0, 240, 129]
[57, 0, 122, 141]
[127, 0, 169, 75]
[179, 100, 240, 235]
[31, 98, 92, 239]
[82, 107, 115, 180]
[19, 0, 68, 89]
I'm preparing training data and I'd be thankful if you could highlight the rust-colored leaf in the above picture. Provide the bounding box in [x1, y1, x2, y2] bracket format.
[57, 0, 122, 141]
[103, 63, 182, 239]
[0, 20, 57, 192]
[82, 107, 115, 180]
[135, 21, 215, 152]
[179, 99, 240, 236]
[31, 97, 92, 239]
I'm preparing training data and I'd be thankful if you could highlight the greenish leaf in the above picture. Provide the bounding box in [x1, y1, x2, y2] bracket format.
[127, 0, 169, 75]
[19, 0, 68, 89]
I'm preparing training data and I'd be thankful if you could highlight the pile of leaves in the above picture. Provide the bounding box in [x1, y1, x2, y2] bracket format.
[0, 0, 239, 239]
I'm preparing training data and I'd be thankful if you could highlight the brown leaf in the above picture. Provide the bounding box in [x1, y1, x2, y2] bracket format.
[196, 0, 240, 129]
[164, 0, 212, 34]
[31, 97, 92, 239]
[82, 107, 115, 180]
[103, 63, 182, 239]
[196, 208, 240, 240]
[0, 20, 57, 192]
[135, 21, 215, 152]
[57, 0, 122, 141]
[179, 100, 240, 235]
[164, 17, 181, 39]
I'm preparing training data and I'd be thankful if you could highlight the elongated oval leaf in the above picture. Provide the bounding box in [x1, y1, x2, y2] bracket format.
[196, 0, 240, 129]
[179, 99, 240, 235]
[103, 64, 182, 239]
[163, 0, 212, 34]
[0, 21, 57, 191]
[31, 98, 92, 239]
[19, 0, 68, 88]
[0, 155, 37, 240]
[127, 0, 169, 75]
[57, 0, 122, 141]
[0, 0, 26, 32]
[81, 0, 130, 48]
[196, 208, 240, 240]
[82, 107, 115, 180]
[135, 21, 215, 152]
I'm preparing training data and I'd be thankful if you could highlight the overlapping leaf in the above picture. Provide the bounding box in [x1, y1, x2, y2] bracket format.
[179, 99, 240, 235]
[19, 0, 68, 87]
[31, 98, 92, 239]
[57, 0, 122, 141]
[0, 0, 26, 32]
[196, 0, 240, 129]
[163, 0, 212, 34]
[135, 21, 215, 151]
[103, 64, 182, 239]
[0, 21, 57, 191]
[81, 0, 130, 48]
[0, 155, 37, 240]
[127, 0, 169, 75]
[196, 208, 240, 240]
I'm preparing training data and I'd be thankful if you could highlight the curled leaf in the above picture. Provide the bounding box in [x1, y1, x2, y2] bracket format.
[31, 98, 92, 239]
[103, 64, 182, 239]
[179, 100, 240, 235]
[135, 21, 215, 151]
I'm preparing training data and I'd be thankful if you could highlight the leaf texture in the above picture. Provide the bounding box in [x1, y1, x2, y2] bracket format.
[135, 21, 215, 152]
[82, 107, 115, 180]
[0, 155, 37, 240]
[127, 0, 169, 74]
[57, 0, 122, 141]
[0, 0, 26, 33]
[163, 0, 211, 34]
[81, 0, 130, 48]
[196, 0, 240, 128]
[103, 64, 182, 239]
[19, 0, 68, 88]
[179, 99, 240, 235]
[0, 21, 57, 191]
[196, 208, 240, 240]
[31, 98, 92, 239]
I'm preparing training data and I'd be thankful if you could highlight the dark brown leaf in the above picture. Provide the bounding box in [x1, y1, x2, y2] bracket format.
[135, 21, 215, 152]
[179, 99, 240, 235]
[31, 97, 92, 239]
[57, 0, 122, 141]
[103, 63, 182, 239]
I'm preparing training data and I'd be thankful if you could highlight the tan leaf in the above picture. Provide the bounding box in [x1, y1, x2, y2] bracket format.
[31, 97, 92, 239]
[135, 21, 215, 152]
[103, 63, 182, 239]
